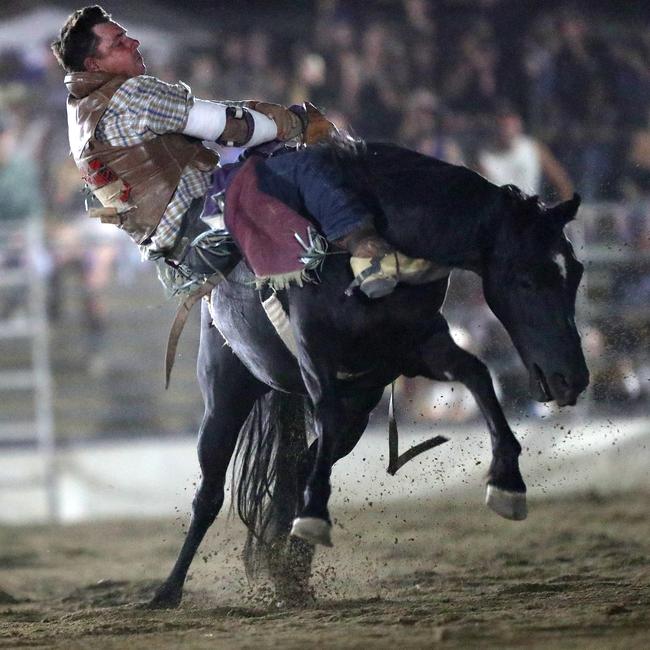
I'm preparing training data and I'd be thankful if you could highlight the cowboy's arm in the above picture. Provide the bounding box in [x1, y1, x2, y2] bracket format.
[116, 76, 298, 148]
[184, 99, 303, 145]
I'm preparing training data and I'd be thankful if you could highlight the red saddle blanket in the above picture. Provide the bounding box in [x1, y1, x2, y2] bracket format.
[224, 155, 318, 287]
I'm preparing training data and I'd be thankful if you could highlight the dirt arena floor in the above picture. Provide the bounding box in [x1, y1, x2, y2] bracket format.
[1, 490, 648, 649]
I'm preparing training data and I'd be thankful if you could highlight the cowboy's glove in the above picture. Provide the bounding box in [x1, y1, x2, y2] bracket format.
[245, 101, 303, 141]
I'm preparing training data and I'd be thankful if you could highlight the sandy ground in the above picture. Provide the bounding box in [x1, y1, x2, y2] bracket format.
[1, 490, 648, 649]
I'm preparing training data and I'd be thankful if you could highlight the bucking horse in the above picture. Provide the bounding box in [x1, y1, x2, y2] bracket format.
[150, 141, 589, 607]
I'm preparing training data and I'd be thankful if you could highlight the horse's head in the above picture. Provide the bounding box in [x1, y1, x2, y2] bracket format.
[482, 189, 589, 407]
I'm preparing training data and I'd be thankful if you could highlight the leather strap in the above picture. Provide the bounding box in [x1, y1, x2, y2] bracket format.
[165, 272, 225, 388]
[387, 381, 450, 475]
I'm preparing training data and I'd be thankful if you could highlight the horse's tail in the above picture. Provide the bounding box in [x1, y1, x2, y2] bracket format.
[231, 389, 311, 581]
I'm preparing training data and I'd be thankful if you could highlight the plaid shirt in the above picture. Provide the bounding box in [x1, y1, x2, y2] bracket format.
[95, 75, 214, 252]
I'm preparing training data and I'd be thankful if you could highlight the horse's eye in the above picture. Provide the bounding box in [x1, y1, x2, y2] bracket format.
[519, 277, 535, 290]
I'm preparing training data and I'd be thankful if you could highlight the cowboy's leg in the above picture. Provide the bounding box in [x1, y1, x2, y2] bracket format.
[260, 149, 439, 298]
[260, 147, 371, 241]
[166, 197, 241, 278]
[151, 302, 268, 608]
[408, 315, 527, 521]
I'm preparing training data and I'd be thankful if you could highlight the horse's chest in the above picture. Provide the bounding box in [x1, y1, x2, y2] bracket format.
[298, 295, 441, 376]
[214, 276, 444, 390]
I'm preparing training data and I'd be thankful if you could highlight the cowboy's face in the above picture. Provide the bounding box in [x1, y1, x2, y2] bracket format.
[84, 21, 146, 78]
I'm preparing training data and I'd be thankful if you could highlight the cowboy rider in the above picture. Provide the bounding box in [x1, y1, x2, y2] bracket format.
[52, 5, 435, 298]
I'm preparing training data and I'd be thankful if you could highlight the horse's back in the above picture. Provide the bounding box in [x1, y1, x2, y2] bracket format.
[339, 142, 490, 198]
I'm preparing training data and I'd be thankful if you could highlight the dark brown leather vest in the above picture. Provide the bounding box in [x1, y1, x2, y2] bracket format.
[65, 72, 219, 244]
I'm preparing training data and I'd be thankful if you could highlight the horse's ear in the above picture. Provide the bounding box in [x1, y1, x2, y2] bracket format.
[546, 193, 581, 229]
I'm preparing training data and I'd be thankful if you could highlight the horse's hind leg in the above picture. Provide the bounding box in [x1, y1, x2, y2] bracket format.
[241, 394, 315, 603]
[414, 323, 527, 520]
[266, 393, 376, 597]
[150, 304, 267, 608]
[264, 427, 315, 603]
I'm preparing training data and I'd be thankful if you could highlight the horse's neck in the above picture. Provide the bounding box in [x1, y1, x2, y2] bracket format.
[388, 209, 487, 273]
[350, 144, 494, 270]
[384, 184, 492, 273]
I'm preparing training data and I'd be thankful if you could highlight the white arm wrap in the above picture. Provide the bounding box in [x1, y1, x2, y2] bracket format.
[182, 99, 228, 141]
[246, 109, 278, 147]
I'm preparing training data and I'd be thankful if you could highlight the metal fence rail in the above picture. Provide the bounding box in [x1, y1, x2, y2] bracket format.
[0, 215, 58, 520]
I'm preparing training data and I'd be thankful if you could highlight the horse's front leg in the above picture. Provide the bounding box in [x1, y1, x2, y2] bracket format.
[150, 306, 267, 608]
[291, 385, 383, 547]
[414, 324, 527, 520]
[289, 392, 341, 547]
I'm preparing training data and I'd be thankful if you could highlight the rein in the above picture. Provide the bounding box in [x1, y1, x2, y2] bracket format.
[387, 382, 449, 475]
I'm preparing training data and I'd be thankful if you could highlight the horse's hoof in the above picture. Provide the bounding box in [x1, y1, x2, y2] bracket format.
[486, 485, 528, 521]
[290, 517, 333, 547]
[147, 584, 182, 609]
[274, 586, 316, 610]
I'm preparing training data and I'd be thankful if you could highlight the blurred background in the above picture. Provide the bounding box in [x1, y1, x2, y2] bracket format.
[0, 0, 648, 523]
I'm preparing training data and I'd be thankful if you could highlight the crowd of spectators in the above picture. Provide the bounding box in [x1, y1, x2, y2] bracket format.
[170, 0, 649, 204]
[0, 0, 648, 420]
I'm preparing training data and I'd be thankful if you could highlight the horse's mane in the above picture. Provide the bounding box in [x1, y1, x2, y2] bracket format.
[322, 137, 508, 266]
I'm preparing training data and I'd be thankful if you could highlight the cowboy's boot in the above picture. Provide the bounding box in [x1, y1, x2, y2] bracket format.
[335, 225, 444, 299]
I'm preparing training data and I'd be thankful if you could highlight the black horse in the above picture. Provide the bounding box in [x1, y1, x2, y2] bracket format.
[151, 142, 589, 607]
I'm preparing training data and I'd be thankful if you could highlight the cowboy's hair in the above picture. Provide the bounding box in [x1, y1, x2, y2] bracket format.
[51, 5, 111, 72]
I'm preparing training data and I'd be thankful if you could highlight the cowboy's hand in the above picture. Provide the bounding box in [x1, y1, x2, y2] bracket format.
[245, 101, 303, 141]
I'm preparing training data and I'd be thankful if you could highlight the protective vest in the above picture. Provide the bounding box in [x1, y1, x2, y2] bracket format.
[65, 72, 219, 244]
